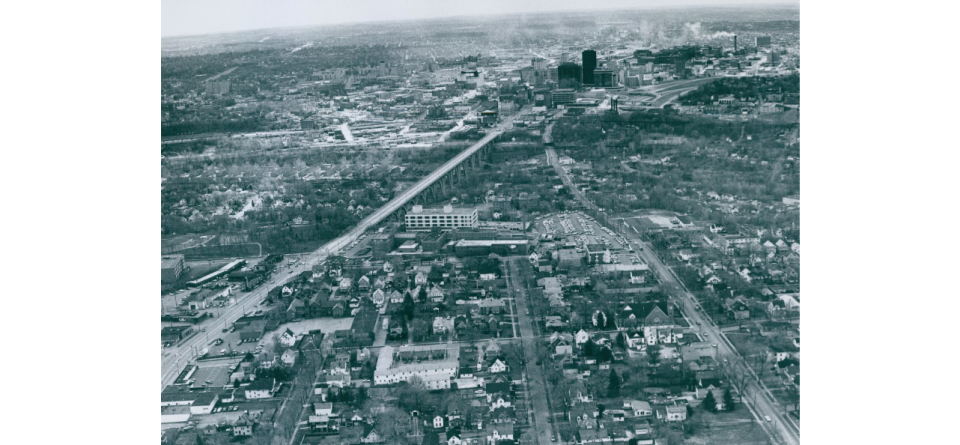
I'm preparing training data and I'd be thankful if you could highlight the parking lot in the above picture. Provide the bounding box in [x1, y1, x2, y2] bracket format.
[340, 232, 373, 258]
[533, 211, 636, 252]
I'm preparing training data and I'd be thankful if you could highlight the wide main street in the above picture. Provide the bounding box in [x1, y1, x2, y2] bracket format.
[161, 114, 521, 391]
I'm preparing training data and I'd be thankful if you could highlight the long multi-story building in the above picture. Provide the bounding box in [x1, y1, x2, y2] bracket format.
[551, 89, 577, 106]
[405, 205, 478, 231]
[374, 344, 460, 389]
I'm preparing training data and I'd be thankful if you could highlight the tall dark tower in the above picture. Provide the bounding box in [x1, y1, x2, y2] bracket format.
[734, 35, 738, 53]
[582, 49, 597, 85]
[557, 62, 582, 89]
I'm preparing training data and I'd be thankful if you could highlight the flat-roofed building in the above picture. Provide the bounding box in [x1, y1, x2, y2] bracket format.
[161, 254, 185, 283]
[405, 205, 478, 231]
[454, 239, 529, 256]
[374, 344, 460, 389]
[552, 89, 577, 106]
[161, 405, 192, 423]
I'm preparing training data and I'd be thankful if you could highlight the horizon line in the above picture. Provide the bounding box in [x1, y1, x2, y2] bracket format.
[161, 2, 799, 40]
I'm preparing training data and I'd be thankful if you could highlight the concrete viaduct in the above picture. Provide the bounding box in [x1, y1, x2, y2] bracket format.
[318, 126, 511, 256]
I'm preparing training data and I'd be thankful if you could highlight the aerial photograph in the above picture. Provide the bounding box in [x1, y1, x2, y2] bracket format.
[160, 2, 800, 444]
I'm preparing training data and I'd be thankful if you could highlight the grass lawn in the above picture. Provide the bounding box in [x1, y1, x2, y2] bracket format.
[684, 404, 772, 445]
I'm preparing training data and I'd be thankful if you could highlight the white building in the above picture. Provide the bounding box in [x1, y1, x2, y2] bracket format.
[782, 195, 800, 207]
[244, 379, 276, 399]
[625, 400, 653, 417]
[161, 406, 191, 424]
[373, 344, 460, 389]
[665, 405, 687, 422]
[279, 328, 297, 347]
[405, 205, 478, 231]
[190, 393, 219, 415]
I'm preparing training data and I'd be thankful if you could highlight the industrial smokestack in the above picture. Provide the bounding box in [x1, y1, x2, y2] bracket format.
[734, 35, 738, 53]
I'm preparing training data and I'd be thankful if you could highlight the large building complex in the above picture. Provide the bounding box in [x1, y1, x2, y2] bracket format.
[374, 344, 460, 389]
[161, 254, 185, 283]
[405, 205, 478, 231]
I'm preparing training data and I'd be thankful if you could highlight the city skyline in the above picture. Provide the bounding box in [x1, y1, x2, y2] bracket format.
[162, 0, 797, 37]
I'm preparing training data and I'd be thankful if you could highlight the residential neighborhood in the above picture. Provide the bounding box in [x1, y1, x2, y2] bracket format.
[159, 5, 800, 445]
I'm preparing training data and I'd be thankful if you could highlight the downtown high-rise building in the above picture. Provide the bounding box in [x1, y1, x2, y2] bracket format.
[557, 62, 582, 89]
[582, 49, 597, 85]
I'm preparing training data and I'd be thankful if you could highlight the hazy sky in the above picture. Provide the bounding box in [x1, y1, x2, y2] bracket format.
[161, 0, 794, 37]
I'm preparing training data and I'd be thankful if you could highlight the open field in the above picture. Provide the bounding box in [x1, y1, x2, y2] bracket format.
[684, 404, 773, 445]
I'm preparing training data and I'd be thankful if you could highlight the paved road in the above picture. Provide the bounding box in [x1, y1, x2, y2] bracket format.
[631, 238, 800, 445]
[205, 66, 238, 83]
[160, 267, 308, 390]
[507, 257, 554, 445]
[545, 148, 798, 444]
[650, 87, 698, 107]
[162, 115, 520, 391]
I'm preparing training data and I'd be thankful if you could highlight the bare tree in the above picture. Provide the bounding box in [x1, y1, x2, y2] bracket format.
[723, 361, 752, 400]
[785, 382, 800, 413]
[271, 333, 284, 356]
[397, 375, 427, 413]
[375, 408, 410, 443]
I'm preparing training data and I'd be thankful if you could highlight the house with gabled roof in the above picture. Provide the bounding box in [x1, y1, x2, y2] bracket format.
[360, 424, 383, 443]
[482, 338, 501, 359]
[551, 333, 574, 356]
[279, 348, 298, 366]
[279, 328, 297, 347]
[286, 298, 306, 321]
[575, 329, 590, 345]
[372, 288, 386, 306]
[725, 296, 751, 320]
[233, 411, 257, 436]
[429, 285, 445, 302]
[358, 275, 371, 291]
